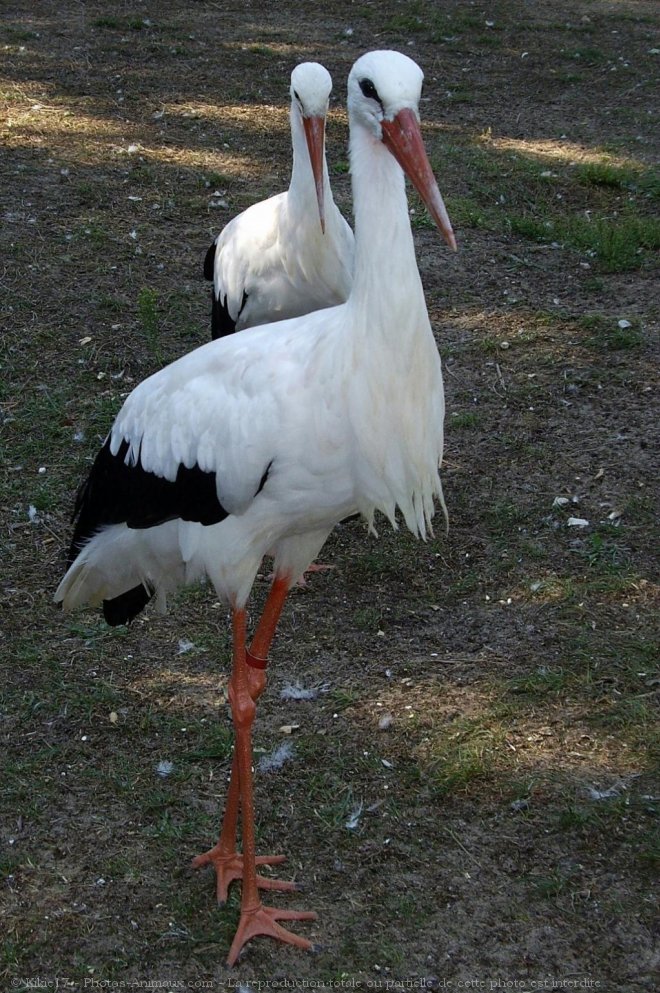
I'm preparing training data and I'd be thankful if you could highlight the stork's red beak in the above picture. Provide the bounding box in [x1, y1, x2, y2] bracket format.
[302, 115, 326, 234]
[381, 107, 457, 252]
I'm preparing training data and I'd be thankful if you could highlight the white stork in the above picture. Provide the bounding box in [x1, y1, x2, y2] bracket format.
[204, 61, 354, 339]
[55, 50, 456, 965]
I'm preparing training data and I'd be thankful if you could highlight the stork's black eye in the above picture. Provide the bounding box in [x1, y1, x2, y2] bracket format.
[293, 89, 301, 102]
[359, 78, 381, 103]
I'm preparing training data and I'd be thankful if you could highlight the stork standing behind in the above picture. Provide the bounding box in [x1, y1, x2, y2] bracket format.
[204, 61, 354, 339]
[56, 50, 456, 964]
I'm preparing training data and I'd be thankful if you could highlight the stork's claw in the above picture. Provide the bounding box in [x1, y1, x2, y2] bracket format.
[192, 846, 297, 905]
[227, 903, 318, 966]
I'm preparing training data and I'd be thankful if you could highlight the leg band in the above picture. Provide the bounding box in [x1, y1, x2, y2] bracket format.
[246, 650, 268, 670]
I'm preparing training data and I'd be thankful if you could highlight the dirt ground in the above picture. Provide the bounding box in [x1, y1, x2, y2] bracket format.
[1, 1, 658, 990]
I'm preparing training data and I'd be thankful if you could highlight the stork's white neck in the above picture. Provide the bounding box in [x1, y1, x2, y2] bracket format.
[347, 122, 426, 327]
[338, 116, 445, 541]
[288, 104, 331, 212]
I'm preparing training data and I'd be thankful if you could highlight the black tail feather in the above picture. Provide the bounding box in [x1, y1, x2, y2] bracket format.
[103, 582, 154, 626]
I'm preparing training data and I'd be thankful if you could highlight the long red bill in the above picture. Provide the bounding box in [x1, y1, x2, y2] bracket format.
[302, 115, 326, 234]
[381, 107, 457, 252]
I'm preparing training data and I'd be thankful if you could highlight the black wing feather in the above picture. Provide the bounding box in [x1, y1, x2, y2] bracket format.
[66, 438, 273, 626]
[68, 437, 230, 565]
[67, 437, 232, 626]
[210, 289, 250, 341]
[205, 237, 251, 341]
[205, 238, 238, 340]
[211, 291, 237, 340]
[203, 239, 216, 281]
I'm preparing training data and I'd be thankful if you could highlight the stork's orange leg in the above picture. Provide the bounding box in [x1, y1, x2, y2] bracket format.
[225, 606, 317, 966]
[192, 577, 297, 902]
[191, 749, 292, 903]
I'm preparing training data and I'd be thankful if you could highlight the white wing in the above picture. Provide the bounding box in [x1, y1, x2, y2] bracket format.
[111, 310, 345, 516]
[211, 192, 288, 327]
[211, 194, 354, 332]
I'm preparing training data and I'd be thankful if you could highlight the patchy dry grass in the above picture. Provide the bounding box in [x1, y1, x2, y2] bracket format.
[1, 0, 659, 989]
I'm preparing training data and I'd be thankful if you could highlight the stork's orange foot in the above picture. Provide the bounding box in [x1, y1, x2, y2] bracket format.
[227, 902, 319, 966]
[192, 846, 299, 905]
[294, 562, 336, 587]
[267, 563, 336, 586]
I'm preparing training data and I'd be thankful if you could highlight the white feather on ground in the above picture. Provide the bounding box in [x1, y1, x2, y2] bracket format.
[280, 680, 330, 700]
[257, 740, 295, 773]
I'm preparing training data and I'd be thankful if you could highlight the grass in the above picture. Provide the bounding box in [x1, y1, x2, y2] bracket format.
[638, 830, 660, 868]
[562, 215, 660, 271]
[428, 731, 498, 797]
[97, 293, 125, 314]
[574, 160, 660, 199]
[412, 625, 659, 802]
[583, 529, 632, 571]
[73, 221, 110, 245]
[383, 13, 426, 34]
[571, 46, 610, 66]
[450, 411, 481, 429]
[136, 286, 162, 364]
[93, 16, 148, 31]
[533, 871, 569, 899]
[508, 667, 569, 698]
[245, 44, 278, 56]
[129, 163, 158, 187]
[485, 499, 522, 536]
[313, 784, 363, 831]
[505, 213, 660, 271]
[380, 3, 511, 47]
[204, 171, 233, 188]
[435, 136, 660, 271]
[579, 314, 645, 350]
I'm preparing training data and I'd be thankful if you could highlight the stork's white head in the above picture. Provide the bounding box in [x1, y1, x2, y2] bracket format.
[347, 50, 423, 132]
[347, 50, 456, 251]
[290, 62, 333, 118]
[290, 62, 333, 232]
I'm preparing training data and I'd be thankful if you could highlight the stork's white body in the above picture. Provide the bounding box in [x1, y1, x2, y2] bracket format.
[56, 49, 456, 966]
[206, 63, 354, 336]
[56, 50, 448, 621]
